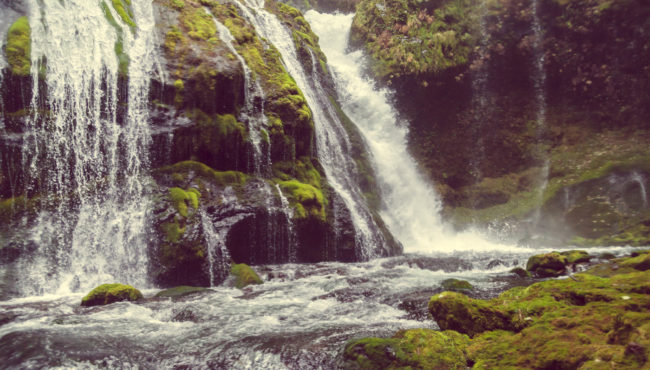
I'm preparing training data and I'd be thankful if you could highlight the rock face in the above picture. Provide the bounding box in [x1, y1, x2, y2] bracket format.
[0, 0, 400, 292]
[80, 284, 143, 307]
[350, 0, 650, 245]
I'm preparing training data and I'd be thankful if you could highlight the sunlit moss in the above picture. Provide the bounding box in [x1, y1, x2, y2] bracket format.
[6, 16, 31, 76]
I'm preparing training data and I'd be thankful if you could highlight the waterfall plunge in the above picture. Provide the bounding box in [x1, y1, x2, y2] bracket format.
[11, 0, 159, 295]
[305, 11, 519, 253]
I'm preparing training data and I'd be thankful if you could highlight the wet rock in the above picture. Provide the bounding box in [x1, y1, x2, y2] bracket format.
[440, 278, 473, 293]
[230, 263, 263, 289]
[80, 284, 143, 307]
[172, 308, 200, 323]
[154, 286, 209, 300]
[486, 259, 505, 269]
[510, 267, 531, 278]
[526, 252, 568, 277]
[428, 291, 513, 337]
[381, 256, 473, 272]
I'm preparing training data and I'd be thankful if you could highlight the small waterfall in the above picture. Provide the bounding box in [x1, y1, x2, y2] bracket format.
[631, 172, 648, 208]
[210, 11, 270, 177]
[530, 0, 549, 225]
[468, 0, 490, 189]
[9, 0, 158, 295]
[233, 0, 390, 259]
[306, 11, 516, 253]
[275, 183, 296, 262]
[199, 208, 231, 287]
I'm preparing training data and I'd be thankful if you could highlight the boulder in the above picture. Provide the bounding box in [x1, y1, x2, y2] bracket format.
[231, 263, 263, 289]
[440, 278, 474, 293]
[80, 283, 143, 307]
[526, 252, 568, 277]
[428, 291, 513, 337]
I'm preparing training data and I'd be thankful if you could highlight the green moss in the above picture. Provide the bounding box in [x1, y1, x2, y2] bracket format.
[278, 179, 326, 220]
[342, 329, 470, 369]
[154, 285, 208, 298]
[101, 1, 129, 75]
[526, 252, 568, 277]
[169, 187, 200, 217]
[80, 283, 142, 307]
[510, 267, 532, 278]
[428, 291, 515, 337]
[6, 16, 31, 76]
[110, 0, 136, 28]
[231, 263, 263, 289]
[170, 0, 185, 10]
[155, 161, 248, 187]
[162, 221, 185, 243]
[561, 250, 591, 264]
[182, 8, 217, 42]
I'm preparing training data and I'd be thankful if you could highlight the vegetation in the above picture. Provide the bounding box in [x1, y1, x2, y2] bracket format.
[80, 283, 143, 306]
[6, 16, 31, 76]
[348, 252, 650, 368]
[231, 263, 263, 288]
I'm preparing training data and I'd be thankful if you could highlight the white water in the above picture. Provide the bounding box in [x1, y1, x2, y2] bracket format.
[530, 0, 549, 226]
[305, 12, 521, 254]
[233, 0, 388, 259]
[275, 183, 296, 262]
[200, 209, 231, 287]
[12, 0, 158, 295]
[211, 12, 270, 177]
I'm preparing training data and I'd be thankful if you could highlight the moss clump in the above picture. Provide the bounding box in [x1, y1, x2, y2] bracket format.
[277, 179, 326, 221]
[110, 0, 136, 28]
[80, 283, 143, 307]
[6, 16, 31, 76]
[101, 1, 130, 76]
[428, 291, 514, 337]
[342, 329, 470, 369]
[440, 278, 474, 293]
[155, 161, 248, 188]
[526, 252, 568, 277]
[154, 285, 208, 298]
[169, 187, 200, 218]
[561, 250, 591, 264]
[230, 263, 263, 289]
[510, 267, 532, 278]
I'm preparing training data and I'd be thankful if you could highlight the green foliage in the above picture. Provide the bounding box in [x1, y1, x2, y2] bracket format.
[230, 263, 263, 288]
[6, 16, 31, 76]
[351, 0, 478, 80]
[342, 329, 470, 369]
[155, 161, 248, 188]
[162, 221, 185, 243]
[80, 283, 142, 306]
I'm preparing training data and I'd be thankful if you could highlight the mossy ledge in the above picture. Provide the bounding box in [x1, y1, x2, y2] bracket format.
[80, 283, 143, 307]
[345, 251, 650, 368]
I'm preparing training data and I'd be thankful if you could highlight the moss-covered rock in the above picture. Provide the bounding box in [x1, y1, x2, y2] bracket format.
[510, 267, 532, 278]
[440, 278, 474, 293]
[230, 263, 263, 289]
[342, 329, 470, 369]
[6, 16, 31, 76]
[526, 252, 568, 277]
[428, 291, 514, 337]
[80, 283, 143, 307]
[560, 249, 590, 264]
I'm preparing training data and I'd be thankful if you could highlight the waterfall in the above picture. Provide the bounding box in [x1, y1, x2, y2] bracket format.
[211, 11, 270, 177]
[233, 0, 390, 259]
[530, 0, 549, 225]
[8, 0, 158, 295]
[631, 172, 648, 208]
[275, 183, 296, 262]
[468, 0, 490, 189]
[305, 11, 516, 253]
[199, 208, 231, 287]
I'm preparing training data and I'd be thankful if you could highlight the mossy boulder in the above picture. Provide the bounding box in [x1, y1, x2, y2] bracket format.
[342, 328, 470, 369]
[428, 291, 514, 337]
[440, 278, 473, 293]
[526, 252, 568, 278]
[560, 250, 590, 264]
[231, 263, 263, 289]
[6, 16, 31, 76]
[620, 252, 650, 272]
[510, 267, 531, 278]
[80, 283, 143, 307]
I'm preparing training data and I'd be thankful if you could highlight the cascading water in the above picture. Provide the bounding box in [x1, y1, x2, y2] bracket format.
[631, 172, 648, 208]
[275, 183, 296, 262]
[530, 0, 549, 226]
[305, 11, 517, 253]
[8, 0, 158, 295]
[211, 12, 270, 177]
[468, 0, 491, 189]
[232, 0, 390, 259]
[199, 208, 231, 287]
